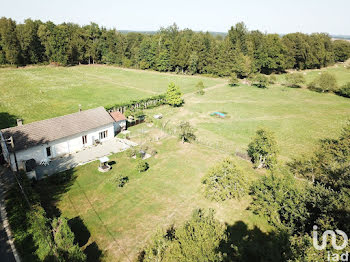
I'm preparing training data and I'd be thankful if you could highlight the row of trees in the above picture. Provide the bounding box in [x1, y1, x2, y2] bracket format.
[1, 17, 350, 76]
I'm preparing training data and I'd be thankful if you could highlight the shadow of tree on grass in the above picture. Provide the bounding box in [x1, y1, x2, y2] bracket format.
[219, 221, 291, 262]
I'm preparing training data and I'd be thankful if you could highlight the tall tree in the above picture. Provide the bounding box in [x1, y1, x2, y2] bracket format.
[0, 17, 20, 64]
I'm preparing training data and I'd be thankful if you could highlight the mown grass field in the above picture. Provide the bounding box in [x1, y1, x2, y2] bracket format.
[146, 81, 350, 161]
[1, 64, 349, 261]
[40, 132, 264, 261]
[0, 65, 224, 127]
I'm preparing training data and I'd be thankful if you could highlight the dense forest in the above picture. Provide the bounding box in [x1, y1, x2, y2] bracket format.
[1, 17, 350, 76]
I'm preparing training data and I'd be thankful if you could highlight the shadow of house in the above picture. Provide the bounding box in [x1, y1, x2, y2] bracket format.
[219, 221, 291, 262]
[34, 168, 76, 218]
[0, 112, 18, 130]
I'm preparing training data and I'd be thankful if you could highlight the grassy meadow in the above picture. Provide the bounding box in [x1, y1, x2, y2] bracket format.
[147, 81, 350, 161]
[0, 65, 224, 127]
[1, 64, 349, 261]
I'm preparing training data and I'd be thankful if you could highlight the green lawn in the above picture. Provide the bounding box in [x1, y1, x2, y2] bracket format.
[146, 81, 350, 161]
[38, 130, 265, 261]
[0, 65, 223, 128]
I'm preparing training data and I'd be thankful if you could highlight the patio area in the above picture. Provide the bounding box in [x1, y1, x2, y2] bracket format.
[35, 138, 137, 179]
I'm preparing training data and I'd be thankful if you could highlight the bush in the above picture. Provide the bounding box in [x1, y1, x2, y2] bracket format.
[140, 209, 226, 262]
[285, 73, 305, 88]
[269, 74, 277, 84]
[137, 160, 149, 172]
[288, 121, 350, 190]
[134, 110, 145, 119]
[135, 151, 144, 159]
[252, 74, 269, 88]
[124, 109, 133, 118]
[125, 148, 136, 158]
[229, 73, 239, 86]
[308, 72, 338, 92]
[178, 121, 196, 143]
[250, 174, 308, 233]
[196, 81, 204, 88]
[248, 128, 278, 169]
[114, 173, 129, 187]
[336, 82, 350, 98]
[202, 158, 248, 201]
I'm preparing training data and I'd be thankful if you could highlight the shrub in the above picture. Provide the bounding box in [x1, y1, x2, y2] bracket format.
[125, 148, 136, 158]
[178, 121, 196, 143]
[114, 173, 129, 187]
[248, 128, 278, 169]
[124, 109, 133, 118]
[336, 82, 350, 98]
[269, 74, 277, 84]
[196, 81, 204, 88]
[285, 73, 306, 88]
[288, 121, 350, 190]
[135, 151, 143, 159]
[308, 72, 338, 92]
[141, 209, 226, 261]
[229, 73, 239, 86]
[134, 110, 145, 119]
[252, 74, 269, 88]
[250, 174, 308, 233]
[202, 158, 248, 201]
[137, 160, 149, 172]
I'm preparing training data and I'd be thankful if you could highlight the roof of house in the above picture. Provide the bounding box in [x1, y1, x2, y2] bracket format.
[0, 107, 114, 152]
[109, 111, 126, 122]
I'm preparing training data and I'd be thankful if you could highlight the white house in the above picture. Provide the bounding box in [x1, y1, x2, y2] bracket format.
[0, 107, 117, 172]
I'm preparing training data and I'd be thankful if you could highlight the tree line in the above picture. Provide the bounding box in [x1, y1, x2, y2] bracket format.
[1, 17, 350, 76]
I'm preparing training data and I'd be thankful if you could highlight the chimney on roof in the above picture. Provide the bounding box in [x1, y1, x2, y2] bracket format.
[17, 119, 23, 126]
[79, 104, 82, 112]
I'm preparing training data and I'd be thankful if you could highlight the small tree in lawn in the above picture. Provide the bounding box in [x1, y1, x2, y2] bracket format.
[196, 81, 205, 95]
[229, 73, 239, 86]
[166, 82, 183, 107]
[248, 128, 278, 169]
[308, 72, 338, 93]
[137, 159, 149, 172]
[52, 216, 86, 261]
[253, 74, 269, 88]
[285, 73, 306, 88]
[178, 121, 196, 143]
[336, 82, 350, 98]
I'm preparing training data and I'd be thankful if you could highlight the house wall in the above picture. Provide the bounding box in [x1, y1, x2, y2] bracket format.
[113, 120, 126, 134]
[9, 123, 114, 171]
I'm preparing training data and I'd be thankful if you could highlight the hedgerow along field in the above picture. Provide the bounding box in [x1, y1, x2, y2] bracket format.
[0, 65, 224, 128]
[1, 64, 350, 261]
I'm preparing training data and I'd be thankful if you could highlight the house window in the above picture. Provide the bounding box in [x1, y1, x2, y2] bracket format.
[99, 130, 108, 140]
[46, 147, 51, 157]
[82, 135, 87, 145]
